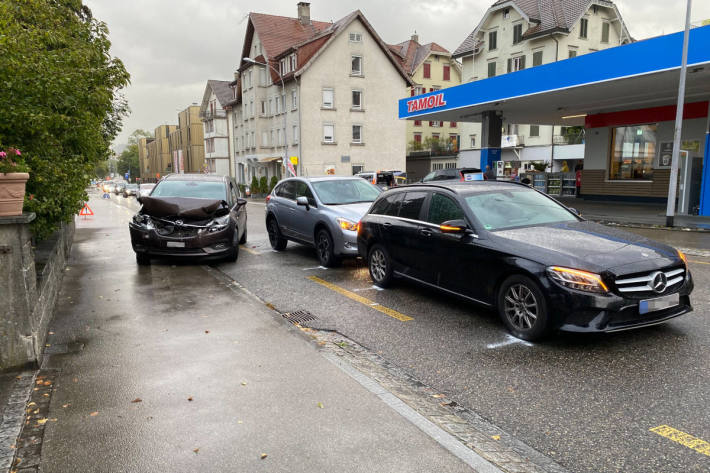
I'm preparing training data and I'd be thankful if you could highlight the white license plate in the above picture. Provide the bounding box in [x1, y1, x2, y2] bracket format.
[639, 293, 679, 314]
[166, 241, 185, 248]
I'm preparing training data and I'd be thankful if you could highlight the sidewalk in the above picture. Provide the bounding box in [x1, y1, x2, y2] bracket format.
[7, 196, 487, 473]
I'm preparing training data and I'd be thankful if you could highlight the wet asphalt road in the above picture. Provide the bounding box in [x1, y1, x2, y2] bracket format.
[114, 196, 710, 473]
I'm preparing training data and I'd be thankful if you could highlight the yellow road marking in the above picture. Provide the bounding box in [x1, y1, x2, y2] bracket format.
[650, 425, 710, 456]
[307, 276, 413, 322]
[689, 260, 710, 265]
[240, 245, 260, 256]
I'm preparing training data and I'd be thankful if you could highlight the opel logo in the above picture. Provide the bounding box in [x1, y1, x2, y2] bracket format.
[175, 219, 183, 226]
[651, 271, 667, 294]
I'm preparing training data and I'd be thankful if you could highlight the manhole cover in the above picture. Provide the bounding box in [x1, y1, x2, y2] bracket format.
[282, 310, 317, 325]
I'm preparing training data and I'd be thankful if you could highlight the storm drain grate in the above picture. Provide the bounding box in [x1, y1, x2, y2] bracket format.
[282, 310, 317, 325]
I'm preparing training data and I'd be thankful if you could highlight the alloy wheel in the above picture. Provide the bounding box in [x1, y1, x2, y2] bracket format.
[370, 248, 387, 282]
[268, 220, 278, 245]
[317, 232, 330, 263]
[503, 283, 539, 330]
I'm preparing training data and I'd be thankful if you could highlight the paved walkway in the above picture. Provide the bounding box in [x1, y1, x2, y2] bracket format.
[10, 196, 490, 473]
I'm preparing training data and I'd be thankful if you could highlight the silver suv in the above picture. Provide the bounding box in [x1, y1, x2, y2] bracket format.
[265, 176, 382, 266]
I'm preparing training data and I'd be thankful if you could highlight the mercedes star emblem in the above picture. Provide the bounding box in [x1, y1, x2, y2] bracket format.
[651, 271, 668, 294]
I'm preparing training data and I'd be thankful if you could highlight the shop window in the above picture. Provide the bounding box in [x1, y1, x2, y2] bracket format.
[609, 124, 657, 180]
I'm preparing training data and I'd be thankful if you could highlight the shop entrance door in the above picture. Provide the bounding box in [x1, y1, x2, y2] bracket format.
[678, 150, 704, 215]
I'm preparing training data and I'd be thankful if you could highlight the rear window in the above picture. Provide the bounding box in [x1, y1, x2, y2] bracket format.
[151, 180, 227, 200]
[370, 192, 403, 216]
[398, 191, 427, 220]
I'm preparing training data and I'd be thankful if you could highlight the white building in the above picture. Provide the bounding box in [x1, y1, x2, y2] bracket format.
[452, 0, 631, 174]
[199, 80, 232, 176]
[229, 2, 413, 185]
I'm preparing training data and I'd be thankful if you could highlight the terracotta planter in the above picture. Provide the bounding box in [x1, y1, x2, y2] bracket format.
[0, 172, 29, 217]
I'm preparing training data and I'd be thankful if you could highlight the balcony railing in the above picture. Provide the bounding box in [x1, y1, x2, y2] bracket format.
[200, 109, 227, 120]
[407, 142, 458, 157]
[553, 134, 585, 145]
[501, 134, 524, 147]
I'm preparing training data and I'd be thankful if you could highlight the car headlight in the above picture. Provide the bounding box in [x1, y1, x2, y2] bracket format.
[677, 249, 688, 269]
[336, 217, 358, 232]
[132, 214, 154, 230]
[547, 266, 608, 294]
[207, 214, 231, 232]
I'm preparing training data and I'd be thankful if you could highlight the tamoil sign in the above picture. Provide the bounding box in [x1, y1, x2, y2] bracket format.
[407, 92, 446, 113]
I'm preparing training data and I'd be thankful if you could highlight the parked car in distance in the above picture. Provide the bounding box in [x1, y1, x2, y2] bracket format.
[129, 174, 247, 265]
[103, 181, 115, 193]
[265, 176, 382, 266]
[355, 171, 398, 189]
[139, 183, 155, 197]
[357, 181, 693, 341]
[422, 168, 483, 182]
[123, 183, 138, 197]
[114, 182, 126, 194]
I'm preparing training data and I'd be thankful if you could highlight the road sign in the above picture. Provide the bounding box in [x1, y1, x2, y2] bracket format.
[79, 203, 94, 219]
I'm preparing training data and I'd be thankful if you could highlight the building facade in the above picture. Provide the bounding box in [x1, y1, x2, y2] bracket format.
[228, 2, 412, 185]
[138, 137, 153, 180]
[200, 81, 232, 176]
[452, 0, 631, 174]
[389, 34, 463, 181]
[145, 124, 178, 180]
[168, 105, 206, 174]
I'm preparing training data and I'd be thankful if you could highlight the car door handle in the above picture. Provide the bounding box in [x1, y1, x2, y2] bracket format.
[419, 228, 432, 237]
[383, 222, 392, 227]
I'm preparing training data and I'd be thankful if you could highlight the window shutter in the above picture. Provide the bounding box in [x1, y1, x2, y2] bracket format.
[520, 55, 526, 70]
[429, 121, 433, 127]
[450, 122, 456, 128]
[411, 88, 415, 97]
[423, 63, 431, 78]
[507, 59, 511, 73]
[443, 65, 450, 81]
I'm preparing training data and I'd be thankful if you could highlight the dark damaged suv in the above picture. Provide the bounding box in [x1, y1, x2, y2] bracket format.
[129, 174, 247, 265]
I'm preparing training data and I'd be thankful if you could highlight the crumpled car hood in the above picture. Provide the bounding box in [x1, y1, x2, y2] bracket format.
[139, 197, 227, 219]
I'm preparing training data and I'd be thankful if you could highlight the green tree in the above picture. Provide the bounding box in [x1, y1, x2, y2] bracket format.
[0, 0, 130, 239]
[117, 129, 151, 181]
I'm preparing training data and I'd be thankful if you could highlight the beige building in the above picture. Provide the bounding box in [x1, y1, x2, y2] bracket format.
[145, 124, 178, 179]
[229, 2, 413, 184]
[168, 105, 206, 174]
[453, 0, 631, 172]
[388, 34, 463, 180]
[138, 137, 153, 179]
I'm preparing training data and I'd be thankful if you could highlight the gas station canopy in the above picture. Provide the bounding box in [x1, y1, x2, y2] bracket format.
[398, 26, 710, 126]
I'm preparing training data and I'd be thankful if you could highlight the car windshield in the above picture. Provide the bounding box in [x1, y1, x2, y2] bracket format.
[311, 179, 381, 205]
[464, 188, 578, 231]
[126, 184, 137, 189]
[151, 180, 226, 200]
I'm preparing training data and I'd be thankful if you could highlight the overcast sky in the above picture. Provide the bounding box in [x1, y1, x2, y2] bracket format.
[83, 0, 710, 149]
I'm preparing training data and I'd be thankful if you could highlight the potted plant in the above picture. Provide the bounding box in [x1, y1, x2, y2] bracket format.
[0, 147, 31, 217]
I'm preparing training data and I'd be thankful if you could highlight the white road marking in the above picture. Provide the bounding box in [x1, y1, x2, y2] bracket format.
[302, 266, 328, 271]
[486, 334, 534, 349]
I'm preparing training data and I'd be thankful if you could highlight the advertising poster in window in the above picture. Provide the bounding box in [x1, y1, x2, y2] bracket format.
[657, 142, 673, 169]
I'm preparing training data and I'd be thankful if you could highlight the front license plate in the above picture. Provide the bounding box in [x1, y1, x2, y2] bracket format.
[639, 293, 679, 314]
[166, 241, 185, 248]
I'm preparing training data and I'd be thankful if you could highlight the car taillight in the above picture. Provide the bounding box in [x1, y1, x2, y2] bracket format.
[265, 195, 271, 203]
[460, 173, 464, 181]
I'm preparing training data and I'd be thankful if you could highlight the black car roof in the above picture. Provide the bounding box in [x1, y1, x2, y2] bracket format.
[162, 173, 227, 182]
[391, 181, 531, 194]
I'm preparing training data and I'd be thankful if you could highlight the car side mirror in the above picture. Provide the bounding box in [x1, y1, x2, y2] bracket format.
[440, 219, 470, 234]
[296, 196, 310, 209]
[568, 207, 580, 216]
[237, 198, 248, 207]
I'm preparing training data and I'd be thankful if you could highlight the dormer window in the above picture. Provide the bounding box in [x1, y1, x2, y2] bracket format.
[349, 32, 362, 42]
[279, 53, 297, 76]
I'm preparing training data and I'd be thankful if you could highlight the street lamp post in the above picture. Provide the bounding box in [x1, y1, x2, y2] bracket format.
[243, 57, 293, 178]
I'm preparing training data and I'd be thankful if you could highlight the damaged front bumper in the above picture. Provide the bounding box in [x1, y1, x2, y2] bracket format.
[129, 218, 234, 259]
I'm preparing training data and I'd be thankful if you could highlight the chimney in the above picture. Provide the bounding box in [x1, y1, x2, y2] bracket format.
[298, 2, 310, 25]
[411, 31, 419, 43]
[233, 70, 239, 81]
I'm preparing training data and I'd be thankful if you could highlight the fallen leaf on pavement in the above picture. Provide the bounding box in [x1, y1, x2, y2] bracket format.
[193, 448, 199, 454]
[43, 380, 51, 386]
[49, 331, 54, 335]
[432, 394, 445, 398]
[187, 396, 193, 401]
[62, 404, 70, 408]
[28, 402, 36, 407]
[241, 381, 247, 386]
[237, 420, 243, 424]
[50, 418, 57, 422]
[89, 411, 99, 417]
[260, 453, 268, 460]
[491, 435, 501, 441]
[72, 378, 78, 383]
[317, 402, 324, 409]
[42, 393, 49, 397]
[36, 418, 48, 425]
[131, 398, 142, 403]
[204, 330, 209, 334]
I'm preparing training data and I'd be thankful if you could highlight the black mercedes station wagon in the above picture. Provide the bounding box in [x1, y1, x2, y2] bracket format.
[357, 182, 693, 341]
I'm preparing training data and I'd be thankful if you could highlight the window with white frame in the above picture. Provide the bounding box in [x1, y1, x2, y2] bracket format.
[250, 131, 255, 148]
[352, 90, 362, 110]
[275, 96, 281, 114]
[322, 88, 334, 108]
[270, 130, 275, 146]
[269, 98, 274, 115]
[349, 32, 362, 42]
[323, 124, 335, 143]
[351, 55, 362, 76]
[260, 100, 266, 116]
[249, 100, 254, 117]
[291, 89, 298, 110]
[351, 164, 364, 175]
[281, 94, 286, 112]
[277, 128, 282, 146]
[293, 125, 299, 144]
[352, 125, 362, 144]
[259, 68, 266, 86]
[445, 162, 457, 169]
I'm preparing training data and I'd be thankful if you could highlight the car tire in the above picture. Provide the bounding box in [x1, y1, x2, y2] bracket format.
[267, 217, 287, 251]
[136, 252, 150, 266]
[497, 274, 549, 341]
[368, 244, 393, 288]
[315, 228, 340, 267]
[239, 225, 247, 245]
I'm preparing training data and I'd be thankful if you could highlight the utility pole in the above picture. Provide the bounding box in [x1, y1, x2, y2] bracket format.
[666, 0, 692, 227]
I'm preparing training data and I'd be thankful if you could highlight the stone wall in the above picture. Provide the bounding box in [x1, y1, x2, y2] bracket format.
[0, 216, 74, 370]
